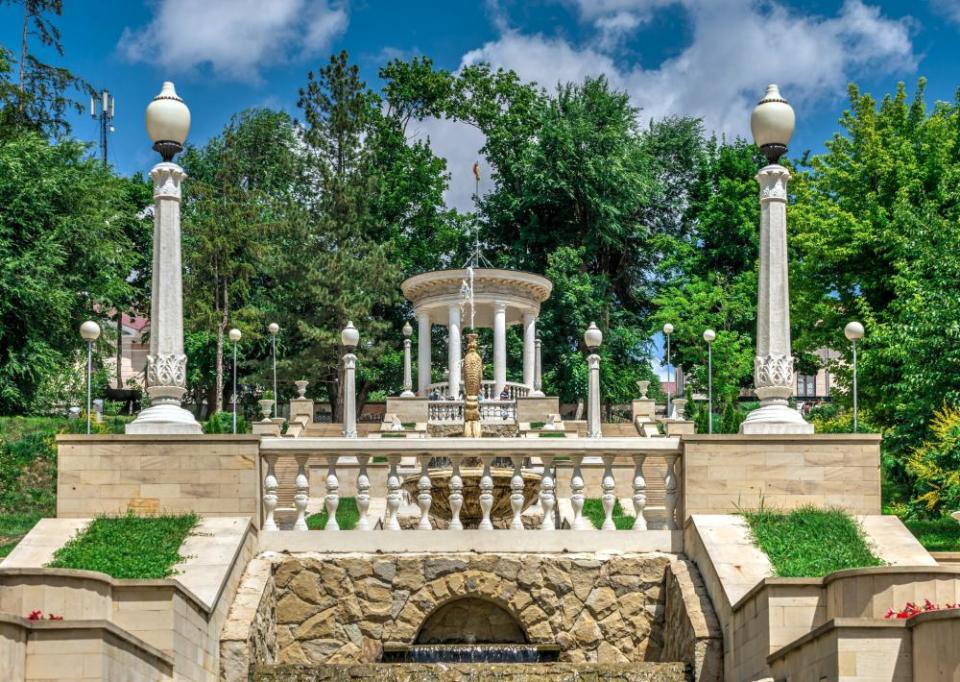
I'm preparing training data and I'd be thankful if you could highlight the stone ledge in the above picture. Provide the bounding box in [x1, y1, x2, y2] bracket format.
[681, 433, 882, 443]
[254, 662, 687, 681]
[766, 616, 907, 664]
[56, 433, 261, 443]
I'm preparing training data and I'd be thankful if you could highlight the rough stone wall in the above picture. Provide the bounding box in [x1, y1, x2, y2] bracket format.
[272, 553, 671, 665]
[254, 662, 688, 681]
[660, 560, 722, 681]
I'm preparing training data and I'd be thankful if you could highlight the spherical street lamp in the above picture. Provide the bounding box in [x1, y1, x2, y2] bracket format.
[845, 321, 865, 433]
[663, 323, 674, 419]
[584, 321, 603, 350]
[703, 329, 716, 434]
[268, 323, 280, 418]
[80, 321, 101, 435]
[751, 84, 795, 165]
[146, 82, 190, 162]
[402, 321, 413, 338]
[228, 328, 241, 433]
[341, 321, 360, 350]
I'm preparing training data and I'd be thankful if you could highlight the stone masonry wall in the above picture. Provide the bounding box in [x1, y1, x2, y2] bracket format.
[272, 553, 672, 665]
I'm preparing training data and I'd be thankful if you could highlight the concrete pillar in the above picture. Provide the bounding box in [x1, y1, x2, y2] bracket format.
[447, 304, 461, 399]
[417, 311, 431, 395]
[127, 163, 201, 434]
[531, 338, 545, 397]
[343, 352, 357, 438]
[587, 352, 602, 438]
[741, 164, 813, 434]
[401, 337, 414, 398]
[522, 312, 536, 389]
[493, 302, 507, 395]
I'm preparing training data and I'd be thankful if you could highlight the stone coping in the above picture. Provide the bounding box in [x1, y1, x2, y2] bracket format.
[680, 433, 882, 442]
[730, 576, 821, 611]
[56, 433, 261, 443]
[0, 612, 174, 669]
[258, 530, 684, 554]
[0, 566, 211, 616]
[261, 435, 681, 454]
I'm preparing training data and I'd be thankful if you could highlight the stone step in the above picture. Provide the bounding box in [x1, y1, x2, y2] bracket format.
[252, 662, 687, 681]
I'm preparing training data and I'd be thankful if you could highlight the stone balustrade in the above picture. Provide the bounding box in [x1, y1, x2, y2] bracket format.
[425, 380, 530, 400]
[258, 437, 682, 533]
[426, 399, 518, 423]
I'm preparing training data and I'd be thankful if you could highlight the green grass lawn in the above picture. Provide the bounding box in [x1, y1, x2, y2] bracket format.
[47, 513, 198, 579]
[743, 506, 884, 577]
[582, 498, 636, 530]
[307, 497, 360, 530]
[0, 513, 42, 558]
[902, 516, 960, 552]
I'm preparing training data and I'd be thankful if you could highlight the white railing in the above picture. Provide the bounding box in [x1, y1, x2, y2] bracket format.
[425, 380, 530, 400]
[427, 399, 517, 422]
[258, 438, 682, 533]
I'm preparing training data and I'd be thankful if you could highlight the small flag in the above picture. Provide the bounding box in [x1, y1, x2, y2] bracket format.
[472, 161, 481, 182]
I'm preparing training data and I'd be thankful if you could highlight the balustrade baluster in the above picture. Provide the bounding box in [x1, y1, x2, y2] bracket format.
[385, 455, 402, 531]
[539, 455, 556, 530]
[324, 455, 340, 531]
[293, 453, 310, 531]
[417, 455, 433, 530]
[356, 455, 371, 531]
[479, 454, 495, 530]
[664, 454, 679, 530]
[449, 455, 464, 530]
[509, 455, 525, 530]
[632, 454, 648, 531]
[570, 455, 589, 530]
[601, 454, 616, 531]
[262, 453, 279, 532]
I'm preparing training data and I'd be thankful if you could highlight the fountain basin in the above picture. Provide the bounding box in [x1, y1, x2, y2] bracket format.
[401, 467, 541, 529]
[382, 644, 561, 663]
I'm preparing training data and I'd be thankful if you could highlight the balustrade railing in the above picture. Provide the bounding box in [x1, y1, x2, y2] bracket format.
[425, 380, 530, 400]
[427, 399, 517, 422]
[259, 438, 682, 532]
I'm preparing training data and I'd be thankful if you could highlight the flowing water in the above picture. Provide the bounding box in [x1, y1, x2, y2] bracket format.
[382, 644, 560, 664]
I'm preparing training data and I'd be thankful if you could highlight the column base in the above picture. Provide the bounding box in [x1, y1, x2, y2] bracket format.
[739, 402, 813, 434]
[399, 390, 416, 398]
[528, 390, 545, 398]
[125, 404, 202, 434]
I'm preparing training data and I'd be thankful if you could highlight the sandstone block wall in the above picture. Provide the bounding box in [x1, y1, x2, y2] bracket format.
[681, 434, 882, 519]
[56, 435, 261, 524]
[272, 553, 671, 666]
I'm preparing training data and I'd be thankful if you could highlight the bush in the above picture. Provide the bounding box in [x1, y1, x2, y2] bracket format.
[204, 411, 248, 434]
[906, 405, 960, 518]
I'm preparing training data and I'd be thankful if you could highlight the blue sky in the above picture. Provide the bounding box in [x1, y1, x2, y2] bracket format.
[0, 0, 957, 211]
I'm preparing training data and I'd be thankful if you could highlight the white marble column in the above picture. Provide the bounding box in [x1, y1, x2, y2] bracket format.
[587, 352, 602, 438]
[741, 164, 813, 434]
[522, 312, 536, 390]
[532, 338, 545, 397]
[417, 311, 431, 396]
[448, 304, 461, 399]
[401, 336, 414, 398]
[127, 163, 201, 434]
[342, 352, 357, 438]
[493, 302, 507, 395]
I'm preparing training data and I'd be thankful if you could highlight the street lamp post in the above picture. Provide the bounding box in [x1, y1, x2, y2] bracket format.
[740, 84, 813, 434]
[584, 322, 603, 439]
[845, 321, 865, 433]
[401, 322, 415, 398]
[229, 328, 241, 434]
[663, 323, 674, 418]
[703, 329, 716, 434]
[80, 321, 101, 435]
[341, 322, 360, 438]
[268, 323, 279, 417]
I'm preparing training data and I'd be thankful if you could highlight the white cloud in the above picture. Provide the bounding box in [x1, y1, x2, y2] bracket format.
[463, 0, 915, 140]
[118, 0, 348, 80]
[406, 117, 488, 213]
[930, 0, 960, 24]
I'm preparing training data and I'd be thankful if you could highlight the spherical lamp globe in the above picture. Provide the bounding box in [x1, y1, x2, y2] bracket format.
[341, 321, 360, 349]
[663, 323, 674, 336]
[402, 321, 413, 338]
[844, 321, 865, 342]
[584, 322, 603, 350]
[750, 84, 795, 164]
[228, 328, 242, 343]
[268, 323, 280, 336]
[146, 82, 190, 161]
[703, 329, 716, 343]
[80, 320, 101, 342]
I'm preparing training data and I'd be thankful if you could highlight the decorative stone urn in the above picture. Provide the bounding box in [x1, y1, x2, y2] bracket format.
[294, 380, 309, 398]
[636, 380, 650, 399]
[258, 399, 275, 422]
[671, 398, 688, 421]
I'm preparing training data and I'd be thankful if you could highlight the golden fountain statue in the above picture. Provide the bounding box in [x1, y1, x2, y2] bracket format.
[463, 332, 483, 438]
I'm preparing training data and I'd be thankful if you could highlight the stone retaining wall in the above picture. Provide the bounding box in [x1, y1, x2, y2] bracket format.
[272, 553, 672, 666]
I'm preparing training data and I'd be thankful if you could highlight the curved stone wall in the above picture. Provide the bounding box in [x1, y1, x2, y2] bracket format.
[273, 553, 671, 665]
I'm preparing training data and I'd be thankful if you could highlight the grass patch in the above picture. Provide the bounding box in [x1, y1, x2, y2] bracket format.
[401, 422, 415, 429]
[743, 506, 884, 577]
[0, 512, 43, 558]
[538, 431, 566, 438]
[382, 433, 406, 438]
[307, 497, 360, 530]
[47, 513, 198, 579]
[530, 421, 545, 429]
[583, 498, 635, 530]
[902, 517, 960, 552]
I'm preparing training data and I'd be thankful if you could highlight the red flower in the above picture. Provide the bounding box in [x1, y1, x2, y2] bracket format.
[27, 610, 42, 621]
[884, 600, 960, 620]
[47, 613, 63, 620]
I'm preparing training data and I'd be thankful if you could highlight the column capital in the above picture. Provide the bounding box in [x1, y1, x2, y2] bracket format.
[343, 353, 357, 370]
[587, 353, 601, 369]
[756, 164, 790, 202]
[150, 162, 187, 200]
[494, 300, 508, 312]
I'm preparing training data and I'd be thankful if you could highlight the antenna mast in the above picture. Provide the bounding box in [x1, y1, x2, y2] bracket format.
[90, 89, 115, 167]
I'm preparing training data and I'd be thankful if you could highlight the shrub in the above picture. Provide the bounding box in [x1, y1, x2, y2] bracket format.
[906, 405, 960, 518]
[204, 411, 248, 434]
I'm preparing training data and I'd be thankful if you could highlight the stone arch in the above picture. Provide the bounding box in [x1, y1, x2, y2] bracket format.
[415, 597, 528, 644]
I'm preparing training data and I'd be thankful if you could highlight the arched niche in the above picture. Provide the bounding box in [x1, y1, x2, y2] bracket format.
[415, 597, 528, 645]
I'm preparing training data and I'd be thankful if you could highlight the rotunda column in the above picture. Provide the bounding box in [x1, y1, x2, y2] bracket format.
[448, 303, 461, 399]
[417, 311, 431, 395]
[493, 302, 507, 395]
[522, 312, 536, 389]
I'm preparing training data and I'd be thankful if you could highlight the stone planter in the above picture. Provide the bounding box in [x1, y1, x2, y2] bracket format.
[259, 399, 275, 421]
